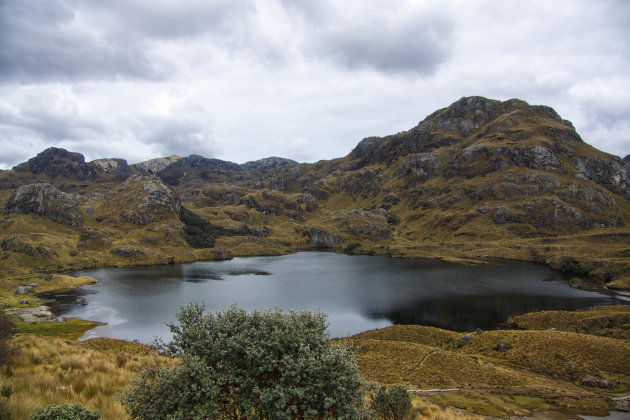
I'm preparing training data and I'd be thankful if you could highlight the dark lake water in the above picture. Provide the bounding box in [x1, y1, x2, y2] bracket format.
[47, 252, 624, 342]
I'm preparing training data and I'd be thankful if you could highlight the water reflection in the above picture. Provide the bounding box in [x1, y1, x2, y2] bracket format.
[45, 253, 624, 342]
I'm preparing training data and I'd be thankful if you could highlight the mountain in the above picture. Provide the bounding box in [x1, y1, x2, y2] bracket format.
[1, 96, 629, 287]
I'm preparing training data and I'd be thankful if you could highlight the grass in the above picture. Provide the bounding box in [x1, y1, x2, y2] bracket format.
[0, 335, 175, 420]
[14, 318, 103, 341]
[349, 323, 624, 417]
[508, 304, 630, 339]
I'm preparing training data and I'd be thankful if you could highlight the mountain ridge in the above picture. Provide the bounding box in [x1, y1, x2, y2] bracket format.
[2, 96, 630, 288]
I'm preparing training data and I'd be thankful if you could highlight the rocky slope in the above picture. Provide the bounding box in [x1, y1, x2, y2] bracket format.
[1, 96, 630, 285]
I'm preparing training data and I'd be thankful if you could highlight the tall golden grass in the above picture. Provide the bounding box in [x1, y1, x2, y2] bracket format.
[0, 335, 175, 420]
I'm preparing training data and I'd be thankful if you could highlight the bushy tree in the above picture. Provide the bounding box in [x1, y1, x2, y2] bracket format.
[121, 303, 365, 419]
[30, 403, 101, 420]
[370, 385, 412, 420]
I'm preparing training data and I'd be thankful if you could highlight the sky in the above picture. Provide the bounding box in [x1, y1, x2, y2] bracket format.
[1, 0, 629, 169]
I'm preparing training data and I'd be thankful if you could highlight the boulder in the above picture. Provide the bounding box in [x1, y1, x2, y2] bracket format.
[16, 286, 34, 294]
[458, 334, 473, 347]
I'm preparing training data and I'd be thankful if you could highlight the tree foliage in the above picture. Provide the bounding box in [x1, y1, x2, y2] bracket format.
[30, 403, 101, 420]
[370, 385, 412, 420]
[121, 303, 365, 419]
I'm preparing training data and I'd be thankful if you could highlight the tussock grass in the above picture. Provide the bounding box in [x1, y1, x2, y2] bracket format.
[0, 334, 175, 420]
[350, 324, 623, 417]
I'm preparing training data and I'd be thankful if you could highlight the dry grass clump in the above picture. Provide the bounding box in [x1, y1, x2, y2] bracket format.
[508, 304, 630, 339]
[0, 334, 175, 420]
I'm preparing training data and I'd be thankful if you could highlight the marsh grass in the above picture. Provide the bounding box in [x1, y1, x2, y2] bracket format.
[15, 318, 103, 341]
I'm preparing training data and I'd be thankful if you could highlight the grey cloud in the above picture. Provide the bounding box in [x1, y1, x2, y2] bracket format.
[282, 1, 454, 74]
[0, 93, 103, 142]
[314, 20, 452, 73]
[85, 0, 254, 40]
[138, 118, 216, 158]
[0, 0, 168, 82]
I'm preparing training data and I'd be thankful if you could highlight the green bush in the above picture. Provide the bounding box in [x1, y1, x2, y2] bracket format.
[30, 403, 101, 420]
[122, 303, 365, 419]
[370, 385, 413, 420]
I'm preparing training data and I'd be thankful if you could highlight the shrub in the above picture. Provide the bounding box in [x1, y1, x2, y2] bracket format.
[386, 212, 401, 225]
[30, 403, 101, 420]
[122, 303, 365, 419]
[370, 385, 413, 420]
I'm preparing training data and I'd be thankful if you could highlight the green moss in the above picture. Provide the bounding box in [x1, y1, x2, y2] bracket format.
[16, 318, 103, 341]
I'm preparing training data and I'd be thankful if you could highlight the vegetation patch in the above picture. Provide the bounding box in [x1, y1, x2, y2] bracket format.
[0, 334, 174, 420]
[15, 318, 103, 341]
[179, 206, 245, 248]
[350, 324, 622, 417]
[508, 304, 630, 339]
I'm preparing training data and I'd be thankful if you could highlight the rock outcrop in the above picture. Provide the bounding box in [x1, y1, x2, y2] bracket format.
[133, 155, 182, 174]
[5, 183, 83, 226]
[302, 228, 344, 247]
[109, 176, 181, 225]
[242, 157, 297, 172]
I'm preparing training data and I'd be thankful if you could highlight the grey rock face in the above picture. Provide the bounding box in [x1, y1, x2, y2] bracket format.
[573, 156, 630, 200]
[5, 183, 83, 226]
[134, 155, 182, 174]
[495, 146, 562, 171]
[396, 153, 443, 179]
[304, 228, 344, 247]
[90, 158, 132, 179]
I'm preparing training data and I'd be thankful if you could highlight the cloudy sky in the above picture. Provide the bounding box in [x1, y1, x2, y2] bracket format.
[1, 0, 629, 169]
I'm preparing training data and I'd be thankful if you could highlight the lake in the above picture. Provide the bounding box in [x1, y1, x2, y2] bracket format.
[46, 252, 624, 343]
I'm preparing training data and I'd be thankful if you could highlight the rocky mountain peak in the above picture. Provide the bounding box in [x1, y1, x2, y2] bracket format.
[13, 147, 97, 179]
[350, 96, 581, 166]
